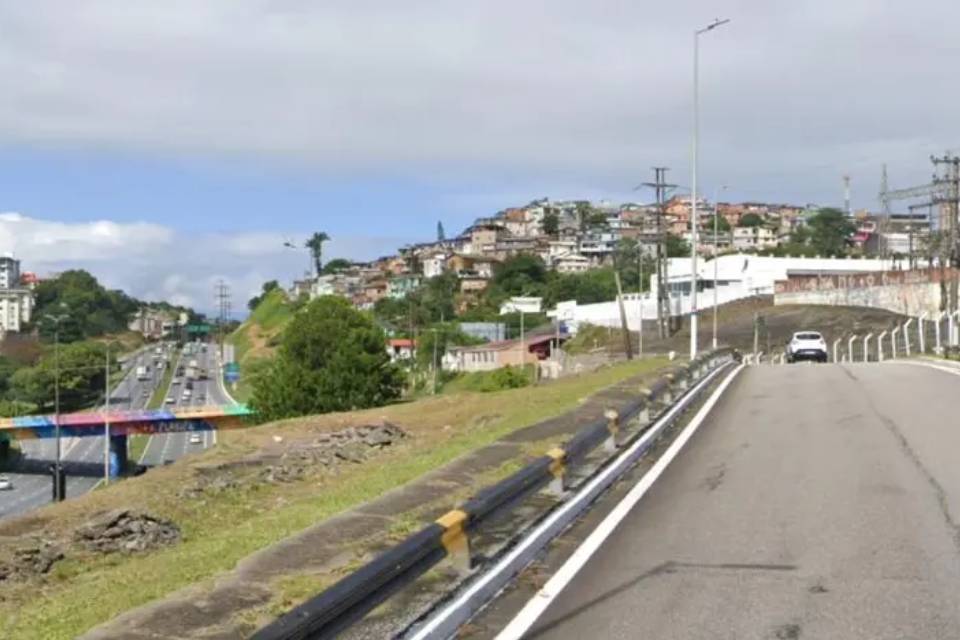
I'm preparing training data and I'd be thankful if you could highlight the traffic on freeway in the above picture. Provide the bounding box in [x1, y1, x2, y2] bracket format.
[0, 341, 232, 520]
[138, 342, 232, 467]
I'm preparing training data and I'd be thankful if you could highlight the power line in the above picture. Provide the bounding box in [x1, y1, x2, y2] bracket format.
[641, 167, 677, 338]
[215, 280, 231, 360]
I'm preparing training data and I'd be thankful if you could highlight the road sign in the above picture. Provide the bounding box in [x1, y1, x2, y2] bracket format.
[225, 362, 240, 374]
[187, 324, 212, 334]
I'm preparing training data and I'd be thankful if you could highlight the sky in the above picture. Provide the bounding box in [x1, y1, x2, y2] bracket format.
[0, 0, 958, 315]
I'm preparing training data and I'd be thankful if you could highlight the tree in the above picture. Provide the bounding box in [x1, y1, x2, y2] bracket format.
[575, 201, 595, 230]
[305, 232, 330, 276]
[491, 254, 547, 298]
[666, 234, 691, 257]
[738, 213, 764, 228]
[808, 208, 855, 257]
[247, 280, 281, 311]
[542, 211, 560, 237]
[10, 341, 113, 412]
[704, 214, 731, 233]
[437, 221, 446, 242]
[585, 212, 609, 228]
[321, 258, 352, 275]
[249, 296, 404, 421]
[32, 270, 138, 341]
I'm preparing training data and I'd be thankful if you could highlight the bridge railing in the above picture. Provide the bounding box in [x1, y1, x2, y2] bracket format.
[251, 348, 739, 640]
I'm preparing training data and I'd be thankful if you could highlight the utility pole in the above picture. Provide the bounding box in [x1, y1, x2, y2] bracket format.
[637, 246, 644, 357]
[843, 174, 851, 217]
[641, 167, 677, 339]
[104, 343, 111, 485]
[614, 270, 633, 360]
[932, 154, 960, 316]
[215, 280, 231, 362]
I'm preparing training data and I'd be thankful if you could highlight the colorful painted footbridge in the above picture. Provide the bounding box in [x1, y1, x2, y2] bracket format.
[0, 404, 254, 441]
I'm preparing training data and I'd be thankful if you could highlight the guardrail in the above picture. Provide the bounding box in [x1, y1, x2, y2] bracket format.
[251, 348, 738, 640]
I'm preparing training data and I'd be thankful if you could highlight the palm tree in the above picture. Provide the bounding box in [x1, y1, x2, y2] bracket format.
[305, 232, 330, 277]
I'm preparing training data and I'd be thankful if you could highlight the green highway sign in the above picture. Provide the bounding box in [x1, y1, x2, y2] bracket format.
[186, 324, 212, 334]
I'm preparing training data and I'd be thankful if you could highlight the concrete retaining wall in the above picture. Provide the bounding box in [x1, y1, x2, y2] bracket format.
[774, 268, 957, 316]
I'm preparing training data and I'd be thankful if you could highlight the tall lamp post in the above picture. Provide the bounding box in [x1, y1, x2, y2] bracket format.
[103, 341, 118, 484]
[712, 185, 729, 349]
[690, 17, 730, 360]
[45, 311, 69, 501]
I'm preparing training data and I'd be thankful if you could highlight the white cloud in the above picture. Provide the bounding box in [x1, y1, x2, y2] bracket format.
[0, 212, 404, 315]
[0, 1, 957, 206]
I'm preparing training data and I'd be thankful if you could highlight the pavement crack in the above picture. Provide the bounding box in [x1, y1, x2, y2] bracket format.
[873, 410, 960, 554]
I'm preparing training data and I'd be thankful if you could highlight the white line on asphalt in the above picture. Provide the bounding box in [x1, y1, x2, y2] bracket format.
[407, 362, 738, 640]
[494, 364, 744, 640]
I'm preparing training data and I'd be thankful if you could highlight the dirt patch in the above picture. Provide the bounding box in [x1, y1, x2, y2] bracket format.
[74, 509, 181, 554]
[0, 539, 64, 583]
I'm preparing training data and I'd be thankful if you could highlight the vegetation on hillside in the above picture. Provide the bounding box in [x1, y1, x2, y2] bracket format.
[249, 296, 404, 421]
[8, 341, 117, 412]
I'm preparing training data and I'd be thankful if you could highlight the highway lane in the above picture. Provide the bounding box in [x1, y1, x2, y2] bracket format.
[489, 362, 960, 640]
[0, 344, 164, 520]
[140, 344, 221, 467]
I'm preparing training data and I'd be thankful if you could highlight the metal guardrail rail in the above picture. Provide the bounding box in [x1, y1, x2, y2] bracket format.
[252, 348, 738, 640]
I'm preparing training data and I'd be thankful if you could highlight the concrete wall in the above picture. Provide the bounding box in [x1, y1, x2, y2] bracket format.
[774, 268, 956, 317]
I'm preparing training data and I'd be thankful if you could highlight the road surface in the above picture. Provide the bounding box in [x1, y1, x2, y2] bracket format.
[138, 345, 232, 466]
[485, 362, 960, 640]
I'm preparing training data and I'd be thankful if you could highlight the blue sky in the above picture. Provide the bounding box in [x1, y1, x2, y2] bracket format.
[0, 1, 957, 314]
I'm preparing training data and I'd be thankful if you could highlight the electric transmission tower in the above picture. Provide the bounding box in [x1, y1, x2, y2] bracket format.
[215, 280, 231, 360]
[641, 167, 678, 338]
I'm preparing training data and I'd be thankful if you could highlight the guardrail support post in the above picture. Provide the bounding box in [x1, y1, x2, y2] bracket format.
[832, 338, 841, 363]
[863, 333, 873, 362]
[891, 327, 899, 359]
[878, 331, 886, 362]
[436, 510, 471, 574]
[604, 409, 619, 453]
[545, 447, 566, 496]
[847, 335, 857, 363]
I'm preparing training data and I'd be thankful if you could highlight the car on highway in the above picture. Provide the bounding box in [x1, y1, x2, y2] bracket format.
[0, 475, 12, 490]
[189, 433, 202, 445]
[165, 396, 175, 404]
[171, 378, 180, 385]
[786, 331, 828, 363]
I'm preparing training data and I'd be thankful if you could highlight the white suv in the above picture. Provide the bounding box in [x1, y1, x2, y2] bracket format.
[786, 331, 828, 363]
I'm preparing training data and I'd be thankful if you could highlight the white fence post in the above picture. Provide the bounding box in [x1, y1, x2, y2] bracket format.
[848, 335, 857, 362]
[863, 333, 873, 362]
[891, 327, 900, 359]
[903, 318, 913, 356]
[832, 338, 841, 363]
[918, 313, 927, 354]
[950, 311, 957, 347]
[878, 331, 887, 361]
[936, 311, 945, 354]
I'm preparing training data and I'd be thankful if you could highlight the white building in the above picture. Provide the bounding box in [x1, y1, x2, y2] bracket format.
[422, 252, 448, 279]
[555, 254, 591, 273]
[732, 226, 778, 250]
[0, 290, 32, 333]
[0, 256, 20, 289]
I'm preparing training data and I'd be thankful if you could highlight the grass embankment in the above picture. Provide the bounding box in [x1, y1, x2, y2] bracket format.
[0, 357, 667, 640]
[146, 349, 179, 410]
[227, 289, 295, 403]
[127, 435, 150, 464]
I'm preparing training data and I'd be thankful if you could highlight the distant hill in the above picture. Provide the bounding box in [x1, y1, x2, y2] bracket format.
[228, 288, 295, 367]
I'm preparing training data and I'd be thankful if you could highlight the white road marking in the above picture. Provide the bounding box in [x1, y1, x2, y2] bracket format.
[494, 364, 744, 640]
[886, 359, 960, 377]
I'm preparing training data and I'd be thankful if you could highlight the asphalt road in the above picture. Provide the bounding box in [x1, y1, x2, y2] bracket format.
[139, 345, 231, 467]
[0, 344, 169, 520]
[489, 362, 960, 640]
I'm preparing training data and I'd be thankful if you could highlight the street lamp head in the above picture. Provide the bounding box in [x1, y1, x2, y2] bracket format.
[698, 18, 731, 34]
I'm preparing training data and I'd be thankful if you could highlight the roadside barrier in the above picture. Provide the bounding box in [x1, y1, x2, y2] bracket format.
[251, 348, 738, 640]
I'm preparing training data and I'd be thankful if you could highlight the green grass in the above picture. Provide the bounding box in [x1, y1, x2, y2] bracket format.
[0, 357, 667, 640]
[127, 435, 150, 464]
[146, 350, 178, 410]
[230, 289, 294, 365]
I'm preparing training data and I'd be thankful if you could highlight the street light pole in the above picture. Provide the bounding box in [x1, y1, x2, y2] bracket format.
[691, 17, 730, 360]
[46, 312, 69, 501]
